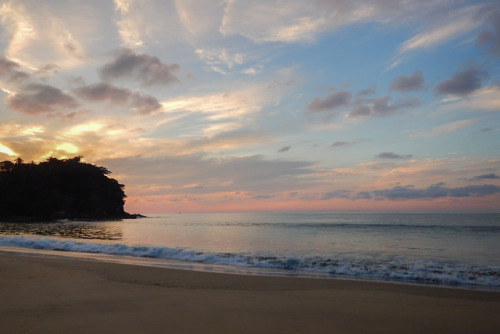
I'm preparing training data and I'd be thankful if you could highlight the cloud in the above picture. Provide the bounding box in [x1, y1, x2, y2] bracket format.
[0, 56, 30, 82]
[129, 93, 162, 114]
[307, 91, 351, 112]
[114, 0, 146, 48]
[347, 96, 419, 118]
[390, 70, 424, 92]
[471, 173, 500, 180]
[74, 82, 162, 114]
[100, 48, 180, 86]
[173, 0, 226, 39]
[330, 141, 350, 148]
[354, 191, 372, 200]
[0, 1, 92, 68]
[74, 82, 130, 103]
[398, 5, 482, 54]
[413, 120, 475, 137]
[220, 1, 327, 43]
[475, 3, 500, 56]
[278, 146, 291, 153]
[435, 66, 489, 96]
[376, 152, 413, 159]
[322, 189, 351, 200]
[7, 83, 78, 114]
[219, 1, 451, 44]
[253, 194, 276, 199]
[195, 48, 245, 73]
[99, 154, 314, 194]
[347, 104, 371, 118]
[372, 183, 500, 200]
[437, 85, 500, 113]
[161, 90, 262, 121]
[357, 85, 376, 96]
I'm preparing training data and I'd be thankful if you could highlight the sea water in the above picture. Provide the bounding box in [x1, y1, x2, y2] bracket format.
[1, 212, 499, 289]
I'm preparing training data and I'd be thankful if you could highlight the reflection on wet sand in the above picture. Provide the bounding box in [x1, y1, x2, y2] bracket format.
[0, 221, 122, 240]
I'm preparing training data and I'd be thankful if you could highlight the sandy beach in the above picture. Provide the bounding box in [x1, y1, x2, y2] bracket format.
[1, 251, 499, 334]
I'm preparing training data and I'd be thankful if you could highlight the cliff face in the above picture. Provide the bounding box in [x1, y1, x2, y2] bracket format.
[0, 157, 131, 221]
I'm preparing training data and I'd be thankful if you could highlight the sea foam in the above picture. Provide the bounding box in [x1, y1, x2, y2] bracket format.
[1, 235, 499, 288]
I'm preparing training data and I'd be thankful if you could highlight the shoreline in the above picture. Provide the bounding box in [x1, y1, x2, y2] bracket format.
[1, 246, 498, 293]
[1, 251, 499, 333]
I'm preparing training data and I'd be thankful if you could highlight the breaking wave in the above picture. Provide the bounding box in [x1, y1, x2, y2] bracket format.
[1, 235, 499, 288]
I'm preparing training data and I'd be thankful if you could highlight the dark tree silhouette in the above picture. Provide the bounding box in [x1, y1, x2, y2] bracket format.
[0, 156, 135, 221]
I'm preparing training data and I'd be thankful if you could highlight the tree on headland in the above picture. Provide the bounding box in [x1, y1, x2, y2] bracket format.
[0, 156, 137, 221]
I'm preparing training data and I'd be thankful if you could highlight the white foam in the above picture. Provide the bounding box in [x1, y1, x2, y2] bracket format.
[1, 235, 498, 288]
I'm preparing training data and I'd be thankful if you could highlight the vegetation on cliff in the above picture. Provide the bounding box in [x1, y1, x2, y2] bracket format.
[0, 156, 136, 221]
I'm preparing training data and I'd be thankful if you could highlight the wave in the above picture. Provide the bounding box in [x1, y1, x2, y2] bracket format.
[1, 235, 499, 288]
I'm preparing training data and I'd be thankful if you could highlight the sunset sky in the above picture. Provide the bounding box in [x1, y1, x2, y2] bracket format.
[0, 0, 499, 213]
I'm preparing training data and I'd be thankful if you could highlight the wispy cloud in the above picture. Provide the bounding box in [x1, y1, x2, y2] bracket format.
[0, 1, 90, 68]
[161, 90, 261, 121]
[413, 120, 475, 137]
[114, 0, 145, 48]
[438, 86, 500, 112]
[195, 48, 245, 74]
[475, 2, 500, 56]
[398, 5, 482, 54]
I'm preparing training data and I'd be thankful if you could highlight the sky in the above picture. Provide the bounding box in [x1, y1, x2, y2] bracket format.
[0, 0, 499, 213]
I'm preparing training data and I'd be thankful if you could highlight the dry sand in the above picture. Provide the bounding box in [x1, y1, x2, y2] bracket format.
[1, 251, 499, 334]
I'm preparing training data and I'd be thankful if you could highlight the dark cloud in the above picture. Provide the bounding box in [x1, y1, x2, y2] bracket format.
[0, 56, 30, 82]
[376, 152, 413, 159]
[322, 189, 351, 200]
[354, 191, 372, 199]
[373, 96, 399, 115]
[307, 91, 352, 112]
[475, 4, 500, 56]
[471, 173, 500, 180]
[278, 146, 291, 153]
[372, 183, 500, 200]
[7, 83, 78, 114]
[348, 104, 371, 117]
[130, 93, 162, 114]
[347, 97, 419, 118]
[320, 182, 500, 201]
[74, 82, 130, 103]
[100, 48, 180, 86]
[330, 141, 350, 148]
[435, 67, 489, 96]
[481, 128, 494, 132]
[74, 82, 162, 114]
[390, 70, 424, 92]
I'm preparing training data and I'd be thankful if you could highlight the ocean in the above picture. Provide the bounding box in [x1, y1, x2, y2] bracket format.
[1, 212, 499, 289]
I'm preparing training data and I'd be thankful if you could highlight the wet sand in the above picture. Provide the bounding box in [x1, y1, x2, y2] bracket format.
[1, 251, 499, 334]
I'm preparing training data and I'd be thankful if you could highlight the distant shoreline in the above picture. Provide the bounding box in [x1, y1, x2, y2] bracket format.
[0, 212, 146, 223]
